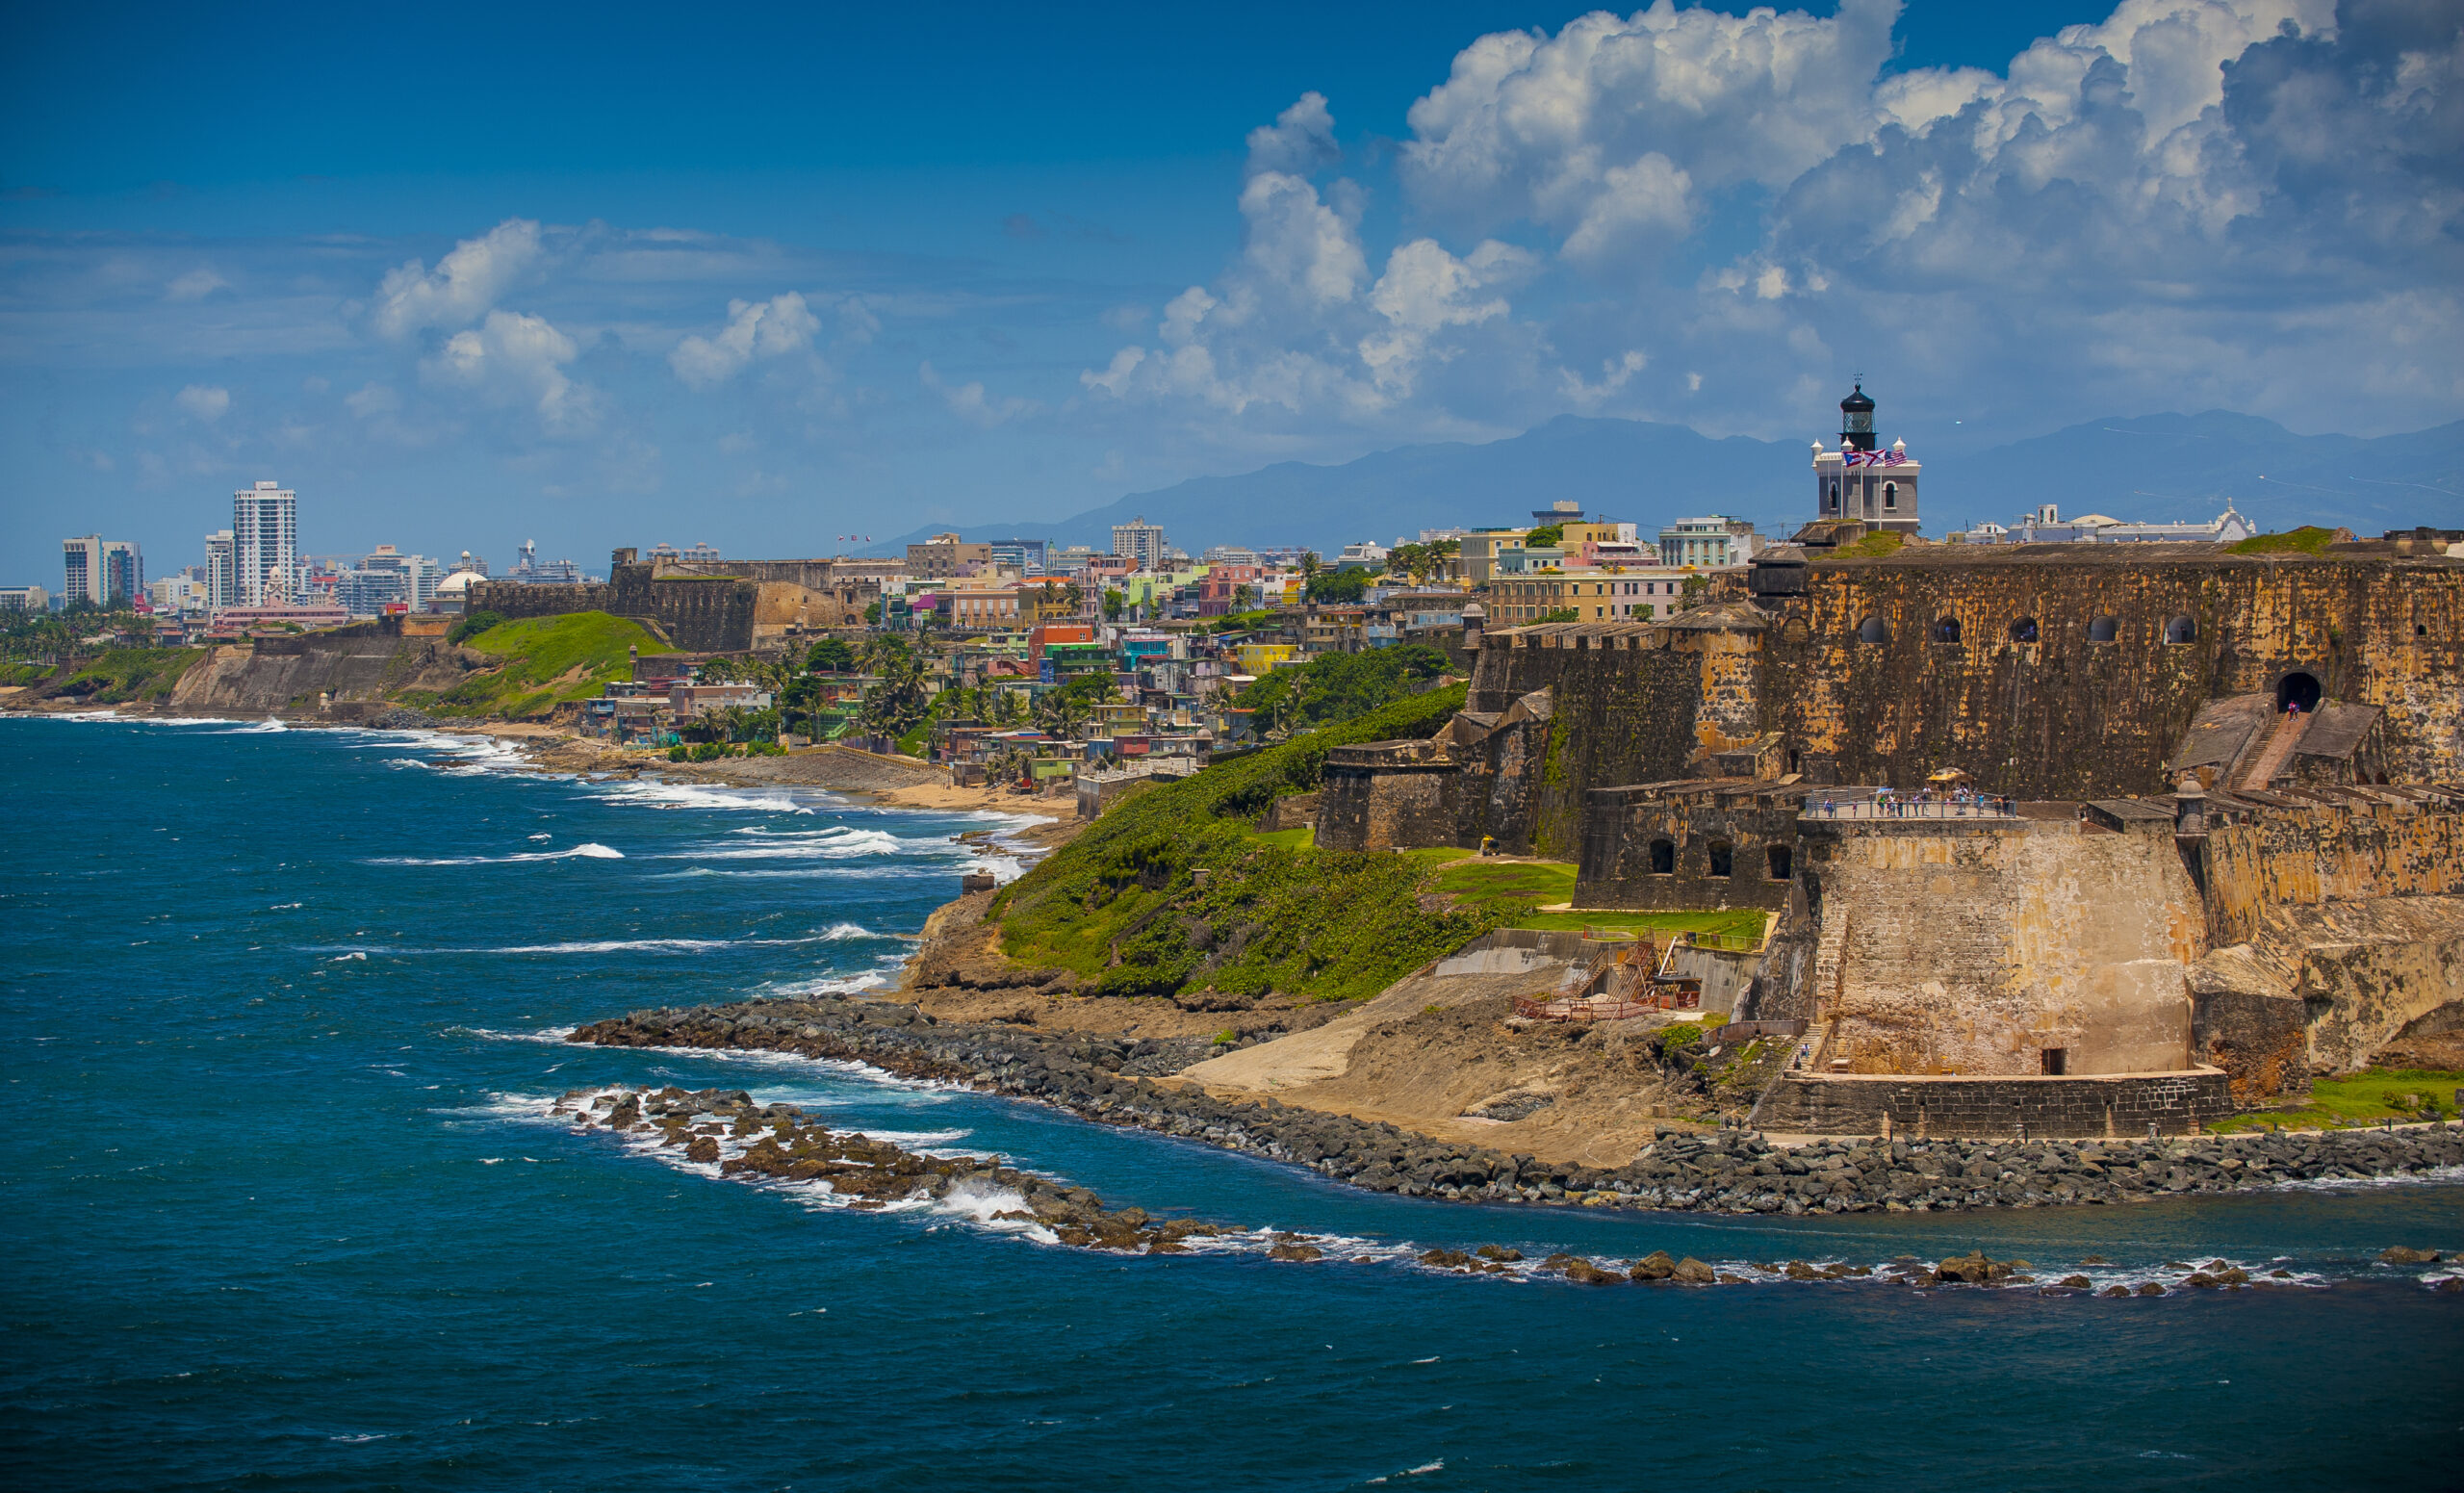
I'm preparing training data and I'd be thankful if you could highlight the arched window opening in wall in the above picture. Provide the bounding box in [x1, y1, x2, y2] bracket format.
[1828, 478, 1840, 512]
[2010, 616, 2039, 643]
[2088, 615, 2118, 643]
[1932, 617, 1962, 643]
[1858, 616, 1888, 645]
[2417, 624, 2428, 638]
[1649, 838, 1676, 875]
[1884, 482, 1898, 511]
[1766, 844, 1792, 881]
[2276, 671, 2322, 713]
[1786, 748, 1802, 776]
[1707, 840, 1734, 879]
[2164, 615, 2196, 644]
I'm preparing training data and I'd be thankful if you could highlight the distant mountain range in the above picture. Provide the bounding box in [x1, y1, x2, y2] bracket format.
[869, 410, 2463, 557]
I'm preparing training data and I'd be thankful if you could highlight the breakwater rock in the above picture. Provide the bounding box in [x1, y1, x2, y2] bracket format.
[556, 1083, 1234, 1252]
[568, 996, 2464, 1215]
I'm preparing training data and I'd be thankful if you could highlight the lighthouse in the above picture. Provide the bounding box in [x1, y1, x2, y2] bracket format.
[1810, 382, 1921, 533]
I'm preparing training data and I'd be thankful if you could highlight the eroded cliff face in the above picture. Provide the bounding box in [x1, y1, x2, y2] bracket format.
[169, 632, 476, 714]
[1803, 819, 2204, 1078]
[2193, 896, 2464, 1079]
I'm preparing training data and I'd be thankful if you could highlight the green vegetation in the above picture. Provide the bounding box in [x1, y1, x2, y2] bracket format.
[2210, 1068, 2464, 1132]
[446, 609, 504, 646]
[805, 636, 857, 672]
[50, 646, 205, 704]
[669, 740, 787, 761]
[404, 611, 666, 718]
[2229, 526, 2338, 556]
[1237, 644, 1450, 733]
[1525, 523, 1564, 549]
[1410, 854, 1769, 937]
[991, 686, 1486, 1002]
[1834, 529, 1908, 559]
[1207, 608, 1283, 634]
[1530, 606, 1581, 624]
[1304, 567, 1373, 604]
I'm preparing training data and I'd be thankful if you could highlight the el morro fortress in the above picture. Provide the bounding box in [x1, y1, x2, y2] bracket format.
[1314, 414, 2461, 1138]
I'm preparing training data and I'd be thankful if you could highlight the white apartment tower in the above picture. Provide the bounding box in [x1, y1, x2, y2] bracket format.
[233, 480, 298, 605]
[204, 529, 237, 609]
[1110, 515, 1167, 572]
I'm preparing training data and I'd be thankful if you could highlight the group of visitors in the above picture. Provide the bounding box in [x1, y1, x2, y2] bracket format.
[1812, 787, 2015, 818]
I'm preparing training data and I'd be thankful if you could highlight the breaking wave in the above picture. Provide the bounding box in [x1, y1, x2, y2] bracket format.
[363, 842, 624, 866]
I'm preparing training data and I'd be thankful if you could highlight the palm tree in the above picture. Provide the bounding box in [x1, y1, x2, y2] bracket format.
[1297, 550, 1322, 594]
[1233, 582, 1255, 613]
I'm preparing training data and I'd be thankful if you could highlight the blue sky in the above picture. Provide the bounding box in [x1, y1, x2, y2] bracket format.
[4, 0, 2456, 579]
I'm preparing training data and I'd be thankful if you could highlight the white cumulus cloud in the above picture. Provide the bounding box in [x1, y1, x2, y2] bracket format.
[424, 308, 595, 433]
[373, 219, 544, 338]
[670, 292, 823, 388]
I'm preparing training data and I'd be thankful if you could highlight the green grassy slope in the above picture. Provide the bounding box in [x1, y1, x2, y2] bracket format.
[48, 647, 206, 704]
[404, 612, 671, 718]
[992, 686, 1491, 1003]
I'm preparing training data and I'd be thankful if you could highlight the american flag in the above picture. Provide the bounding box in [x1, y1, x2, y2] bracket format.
[1844, 449, 1908, 467]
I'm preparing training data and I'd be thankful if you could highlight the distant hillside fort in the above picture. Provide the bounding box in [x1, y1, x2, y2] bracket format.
[1319, 386, 2464, 1135]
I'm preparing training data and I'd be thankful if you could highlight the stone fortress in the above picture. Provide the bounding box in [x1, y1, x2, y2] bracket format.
[1317, 386, 2464, 1136]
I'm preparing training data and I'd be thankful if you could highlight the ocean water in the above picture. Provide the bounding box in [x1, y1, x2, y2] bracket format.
[2, 714, 2458, 1492]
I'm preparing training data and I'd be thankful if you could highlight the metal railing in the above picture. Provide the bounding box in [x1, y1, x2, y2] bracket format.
[1805, 796, 2018, 820]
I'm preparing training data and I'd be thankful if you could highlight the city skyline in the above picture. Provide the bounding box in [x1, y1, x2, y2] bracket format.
[6, 0, 2458, 583]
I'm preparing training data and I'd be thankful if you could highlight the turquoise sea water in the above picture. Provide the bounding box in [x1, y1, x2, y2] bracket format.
[3, 714, 2459, 1491]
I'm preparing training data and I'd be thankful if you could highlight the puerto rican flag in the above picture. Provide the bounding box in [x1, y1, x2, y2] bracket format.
[1844, 448, 1908, 467]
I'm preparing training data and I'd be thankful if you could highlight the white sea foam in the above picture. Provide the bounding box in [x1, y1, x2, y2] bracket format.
[363, 842, 624, 866]
[655, 830, 904, 862]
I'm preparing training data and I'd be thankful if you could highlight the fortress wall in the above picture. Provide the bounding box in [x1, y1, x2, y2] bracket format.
[2201, 797, 2464, 944]
[471, 567, 758, 653]
[1316, 759, 1456, 852]
[1576, 786, 1800, 912]
[1758, 552, 2463, 797]
[1803, 818, 2206, 1077]
[1463, 631, 1708, 855]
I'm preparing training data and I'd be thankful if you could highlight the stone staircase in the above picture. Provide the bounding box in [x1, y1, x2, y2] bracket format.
[2233, 708, 2311, 790]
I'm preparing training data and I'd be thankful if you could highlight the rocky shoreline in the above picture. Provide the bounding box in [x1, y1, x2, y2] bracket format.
[569, 994, 2464, 1217]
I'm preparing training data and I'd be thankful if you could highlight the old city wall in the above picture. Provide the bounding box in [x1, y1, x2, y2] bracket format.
[2194, 895, 2464, 1079]
[1802, 818, 2206, 1077]
[1756, 551, 2461, 797]
[471, 568, 759, 653]
[1463, 630, 1710, 855]
[1575, 785, 1801, 912]
[2201, 798, 2464, 945]
[1316, 751, 1456, 852]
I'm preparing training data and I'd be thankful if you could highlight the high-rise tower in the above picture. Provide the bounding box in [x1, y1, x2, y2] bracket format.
[232, 480, 297, 605]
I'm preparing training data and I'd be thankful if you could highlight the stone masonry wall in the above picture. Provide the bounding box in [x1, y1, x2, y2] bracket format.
[1576, 784, 1802, 912]
[471, 566, 759, 653]
[2201, 796, 2464, 944]
[1801, 817, 2206, 1077]
[1756, 1069, 2234, 1139]
[1756, 549, 2462, 798]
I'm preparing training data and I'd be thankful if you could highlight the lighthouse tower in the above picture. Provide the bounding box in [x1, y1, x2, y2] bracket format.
[1810, 382, 1921, 533]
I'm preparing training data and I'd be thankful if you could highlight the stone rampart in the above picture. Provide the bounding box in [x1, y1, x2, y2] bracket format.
[2200, 788, 2464, 944]
[1758, 547, 2460, 797]
[1755, 1068, 2234, 1138]
[1800, 815, 2205, 1077]
[472, 566, 759, 652]
[1577, 779, 1806, 911]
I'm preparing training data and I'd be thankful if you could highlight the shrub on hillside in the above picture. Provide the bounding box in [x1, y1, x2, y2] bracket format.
[448, 610, 505, 646]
